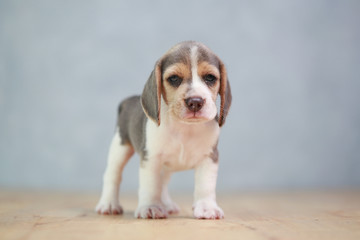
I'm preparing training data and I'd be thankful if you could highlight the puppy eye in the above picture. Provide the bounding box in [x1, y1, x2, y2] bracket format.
[167, 75, 183, 87]
[203, 74, 217, 85]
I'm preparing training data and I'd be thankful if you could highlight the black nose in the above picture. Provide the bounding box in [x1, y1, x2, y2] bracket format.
[185, 97, 205, 112]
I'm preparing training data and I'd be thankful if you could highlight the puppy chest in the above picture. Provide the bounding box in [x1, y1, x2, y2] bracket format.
[155, 129, 218, 171]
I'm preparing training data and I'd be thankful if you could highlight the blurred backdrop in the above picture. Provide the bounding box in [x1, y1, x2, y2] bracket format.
[1, 0, 359, 193]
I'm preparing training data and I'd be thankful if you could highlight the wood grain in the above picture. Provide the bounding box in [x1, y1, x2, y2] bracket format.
[0, 190, 359, 240]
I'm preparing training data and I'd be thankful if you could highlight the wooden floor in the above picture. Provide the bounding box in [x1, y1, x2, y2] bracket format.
[0, 190, 359, 240]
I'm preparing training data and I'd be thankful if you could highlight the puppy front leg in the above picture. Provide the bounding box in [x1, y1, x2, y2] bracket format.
[193, 158, 224, 219]
[161, 171, 180, 214]
[135, 158, 168, 219]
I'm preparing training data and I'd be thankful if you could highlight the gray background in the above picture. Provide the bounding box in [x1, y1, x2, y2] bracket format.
[1, 0, 359, 193]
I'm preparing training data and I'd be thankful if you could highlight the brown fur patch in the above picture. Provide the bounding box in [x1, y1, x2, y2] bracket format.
[197, 62, 221, 100]
[197, 62, 220, 79]
[218, 61, 232, 127]
[163, 63, 192, 82]
[163, 76, 190, 120]
[162, 63, 191, 105]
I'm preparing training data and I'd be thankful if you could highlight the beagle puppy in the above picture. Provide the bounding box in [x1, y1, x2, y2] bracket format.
[96, 41, 232, 219]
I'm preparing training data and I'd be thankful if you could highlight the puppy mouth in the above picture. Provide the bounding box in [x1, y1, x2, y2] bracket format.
[185, 111, 202, 118]
[170, 101, 215, 123]
[182, 110, 210, 122]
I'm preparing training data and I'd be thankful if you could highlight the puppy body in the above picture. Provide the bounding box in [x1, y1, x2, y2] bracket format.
[96, 41, 231, 219]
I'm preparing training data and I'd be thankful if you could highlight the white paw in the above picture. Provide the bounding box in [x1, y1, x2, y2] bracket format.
[193, 200, 224, 219]
[95, 199, 123, 215]
[164, 201, 180, 215]
[135, 204, 168, 219]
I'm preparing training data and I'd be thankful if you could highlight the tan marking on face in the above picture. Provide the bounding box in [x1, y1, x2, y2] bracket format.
[162, 62, 192, 121]
[163, 79, 190, 121]
[162, 63, 191, 105]
[197, 61, 221, 101]
[163, 63, 191, 82]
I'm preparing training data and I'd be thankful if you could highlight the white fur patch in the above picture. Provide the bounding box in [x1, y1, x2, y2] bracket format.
[190, 46, 199, 77]
[193, 158, 224, 219]
[184, 46, 218, 120]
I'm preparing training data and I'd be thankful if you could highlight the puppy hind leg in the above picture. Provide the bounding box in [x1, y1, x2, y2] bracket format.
[96, 130, 134, 215]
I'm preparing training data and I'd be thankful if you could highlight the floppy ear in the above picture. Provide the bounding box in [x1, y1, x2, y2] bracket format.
[218, 61, 232, 127]
[141, 61, 162, 126]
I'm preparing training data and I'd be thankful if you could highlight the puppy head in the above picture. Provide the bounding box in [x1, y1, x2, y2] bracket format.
[141, 41, 232, 126]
